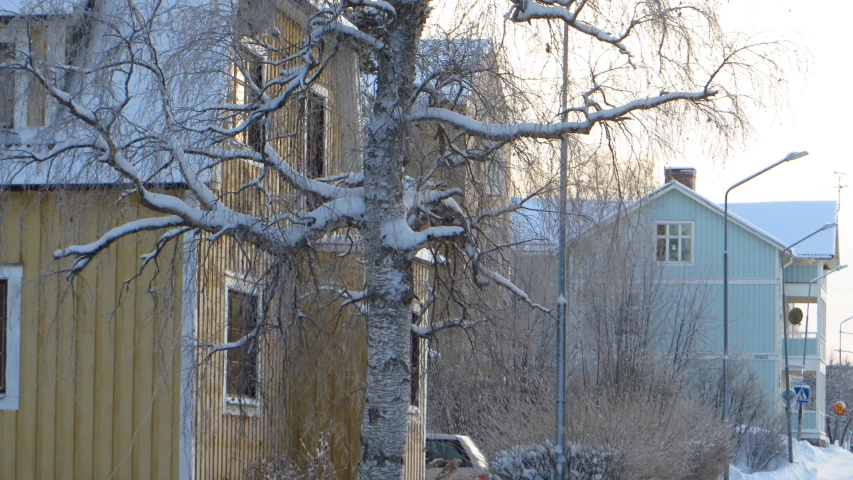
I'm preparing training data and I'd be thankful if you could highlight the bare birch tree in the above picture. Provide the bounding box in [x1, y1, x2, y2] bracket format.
[0, 0, 792, 477]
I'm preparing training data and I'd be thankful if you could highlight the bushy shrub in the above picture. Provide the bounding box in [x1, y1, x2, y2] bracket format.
[490, 441, 619, 480]
[243, 435, 336, 480]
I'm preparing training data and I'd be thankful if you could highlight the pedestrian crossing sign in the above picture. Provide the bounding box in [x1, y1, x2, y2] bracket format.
[794, 385, 810, 404]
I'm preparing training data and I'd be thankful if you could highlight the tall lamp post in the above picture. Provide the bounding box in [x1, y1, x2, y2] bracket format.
[839, 315, 853, 363]
[723, 151, 808, 476]
[554, 19, 570, 480]
[778, 222, 836, 460]
[796, 264, 847, 441]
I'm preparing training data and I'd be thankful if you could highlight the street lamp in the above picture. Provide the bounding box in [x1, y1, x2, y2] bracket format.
[778, 222, 836, 460]
[840, 315, 853, 364]
[722, 151, 809, 461]
[796, 264, 847, 440]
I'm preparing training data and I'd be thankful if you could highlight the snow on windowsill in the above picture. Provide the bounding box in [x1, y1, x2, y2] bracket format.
[223, 396, 261, 417]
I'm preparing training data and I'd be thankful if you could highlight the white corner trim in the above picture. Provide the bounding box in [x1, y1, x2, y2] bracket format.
[179, 233, 198, 480]
[0, 265, 23, 411]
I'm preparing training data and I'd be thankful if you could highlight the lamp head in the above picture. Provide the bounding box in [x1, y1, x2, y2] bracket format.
[820, 222, 838, 232]
[784, 151, 809, 162]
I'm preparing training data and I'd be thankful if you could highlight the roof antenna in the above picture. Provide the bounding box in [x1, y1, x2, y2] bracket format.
[834, 171, 847, 212]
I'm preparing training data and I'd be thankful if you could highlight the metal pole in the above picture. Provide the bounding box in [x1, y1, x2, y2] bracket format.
[775, 222, 834, 461]
[781, 268, 794, 462]
[554, 20, 569, 480]
[724, 151, 809, 471]
[798, 266, 846, 440]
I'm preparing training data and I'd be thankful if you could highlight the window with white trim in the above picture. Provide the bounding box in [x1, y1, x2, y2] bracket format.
[655, 222, 693, 263]
[224, 282, 261, 410]
[0, 265, 23, 411]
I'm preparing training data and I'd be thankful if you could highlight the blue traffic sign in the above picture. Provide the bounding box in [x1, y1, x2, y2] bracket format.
[794, 385, 811, 404]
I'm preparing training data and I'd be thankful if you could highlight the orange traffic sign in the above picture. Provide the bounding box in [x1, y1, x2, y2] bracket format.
[833, 401, 847, 416]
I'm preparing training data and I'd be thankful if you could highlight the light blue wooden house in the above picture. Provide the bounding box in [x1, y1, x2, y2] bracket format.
[548, 168, 839, 445]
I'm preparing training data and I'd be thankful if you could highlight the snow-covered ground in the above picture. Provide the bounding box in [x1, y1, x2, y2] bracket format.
[731, 441, 853, 480]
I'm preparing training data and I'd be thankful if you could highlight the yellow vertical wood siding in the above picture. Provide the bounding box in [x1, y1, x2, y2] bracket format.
[0, 191, 184, 480]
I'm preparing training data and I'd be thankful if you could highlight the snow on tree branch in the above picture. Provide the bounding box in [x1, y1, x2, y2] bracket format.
[412, 317, 475, 338]
[380, 219, 464, 250]
[54, 215, 187, 275]
[408, 89, 716, 140]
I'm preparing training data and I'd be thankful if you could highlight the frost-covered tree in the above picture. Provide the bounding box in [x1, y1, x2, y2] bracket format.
[0, 0, 789, 477]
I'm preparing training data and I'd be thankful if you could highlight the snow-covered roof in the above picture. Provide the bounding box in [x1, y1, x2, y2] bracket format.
[513, 181, 800, 255]
[726, 201, 837, 259]
[514, 181, 838, 261]
[510, 197, 623, 251]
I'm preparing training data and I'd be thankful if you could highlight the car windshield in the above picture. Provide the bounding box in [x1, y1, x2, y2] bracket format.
[426, 439, 472, 467]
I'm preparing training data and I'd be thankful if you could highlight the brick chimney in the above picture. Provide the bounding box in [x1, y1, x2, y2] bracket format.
[664, 167, 697, 191]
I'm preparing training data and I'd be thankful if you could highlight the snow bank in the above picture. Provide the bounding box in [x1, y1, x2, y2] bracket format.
[730, 440, 853, 480]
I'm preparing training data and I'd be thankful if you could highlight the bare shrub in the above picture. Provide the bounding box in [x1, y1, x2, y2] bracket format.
[738, 421, 786, 472]
[564, 383, 730, 480]
[244, 435, 337, 480]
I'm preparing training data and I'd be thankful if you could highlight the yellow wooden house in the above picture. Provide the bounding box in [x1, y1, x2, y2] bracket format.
[0, 1, 428, 479]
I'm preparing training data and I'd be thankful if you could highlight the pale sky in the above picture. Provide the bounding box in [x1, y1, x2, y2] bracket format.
[426, 1, 853, 362]
[703, 0, 853, 364]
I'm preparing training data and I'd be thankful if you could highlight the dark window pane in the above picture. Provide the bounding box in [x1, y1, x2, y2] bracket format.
[682, 238, 692, 262]
[681, 223, 692, 236]
[656, 224, 666, 236]
[306, 91, 325, 179]
[226, 289, 259, 399]
[245, 60, 265, 154]
[0, 280, 6, 394]
[669, 224, 679, 236]
[656, 239, 666, 261]
[0, 44, 15, 129]
[411, 330, 420, 406]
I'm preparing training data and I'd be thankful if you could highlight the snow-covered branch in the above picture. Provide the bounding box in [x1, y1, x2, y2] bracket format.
[412, 318, 475, 338]
[55, 215, 187, 275]
[201, 327, 260, 363]
[408, 89, 716, 140]
[380, 219, 464, 250]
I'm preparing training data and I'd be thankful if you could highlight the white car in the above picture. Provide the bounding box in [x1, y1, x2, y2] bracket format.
[425, 433, 489, 480]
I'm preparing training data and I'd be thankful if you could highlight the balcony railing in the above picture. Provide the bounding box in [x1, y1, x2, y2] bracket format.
[789, 410, 824, 434]
[786, 332, 826, 360]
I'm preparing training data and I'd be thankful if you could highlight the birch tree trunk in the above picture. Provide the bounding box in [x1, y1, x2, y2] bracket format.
[359, 2, 427, 478]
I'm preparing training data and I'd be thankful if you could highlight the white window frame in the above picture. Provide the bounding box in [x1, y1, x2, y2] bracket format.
[0, 265, 23, 411]
[222, 274, 262, 416]
[655, 221, 694, 265]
